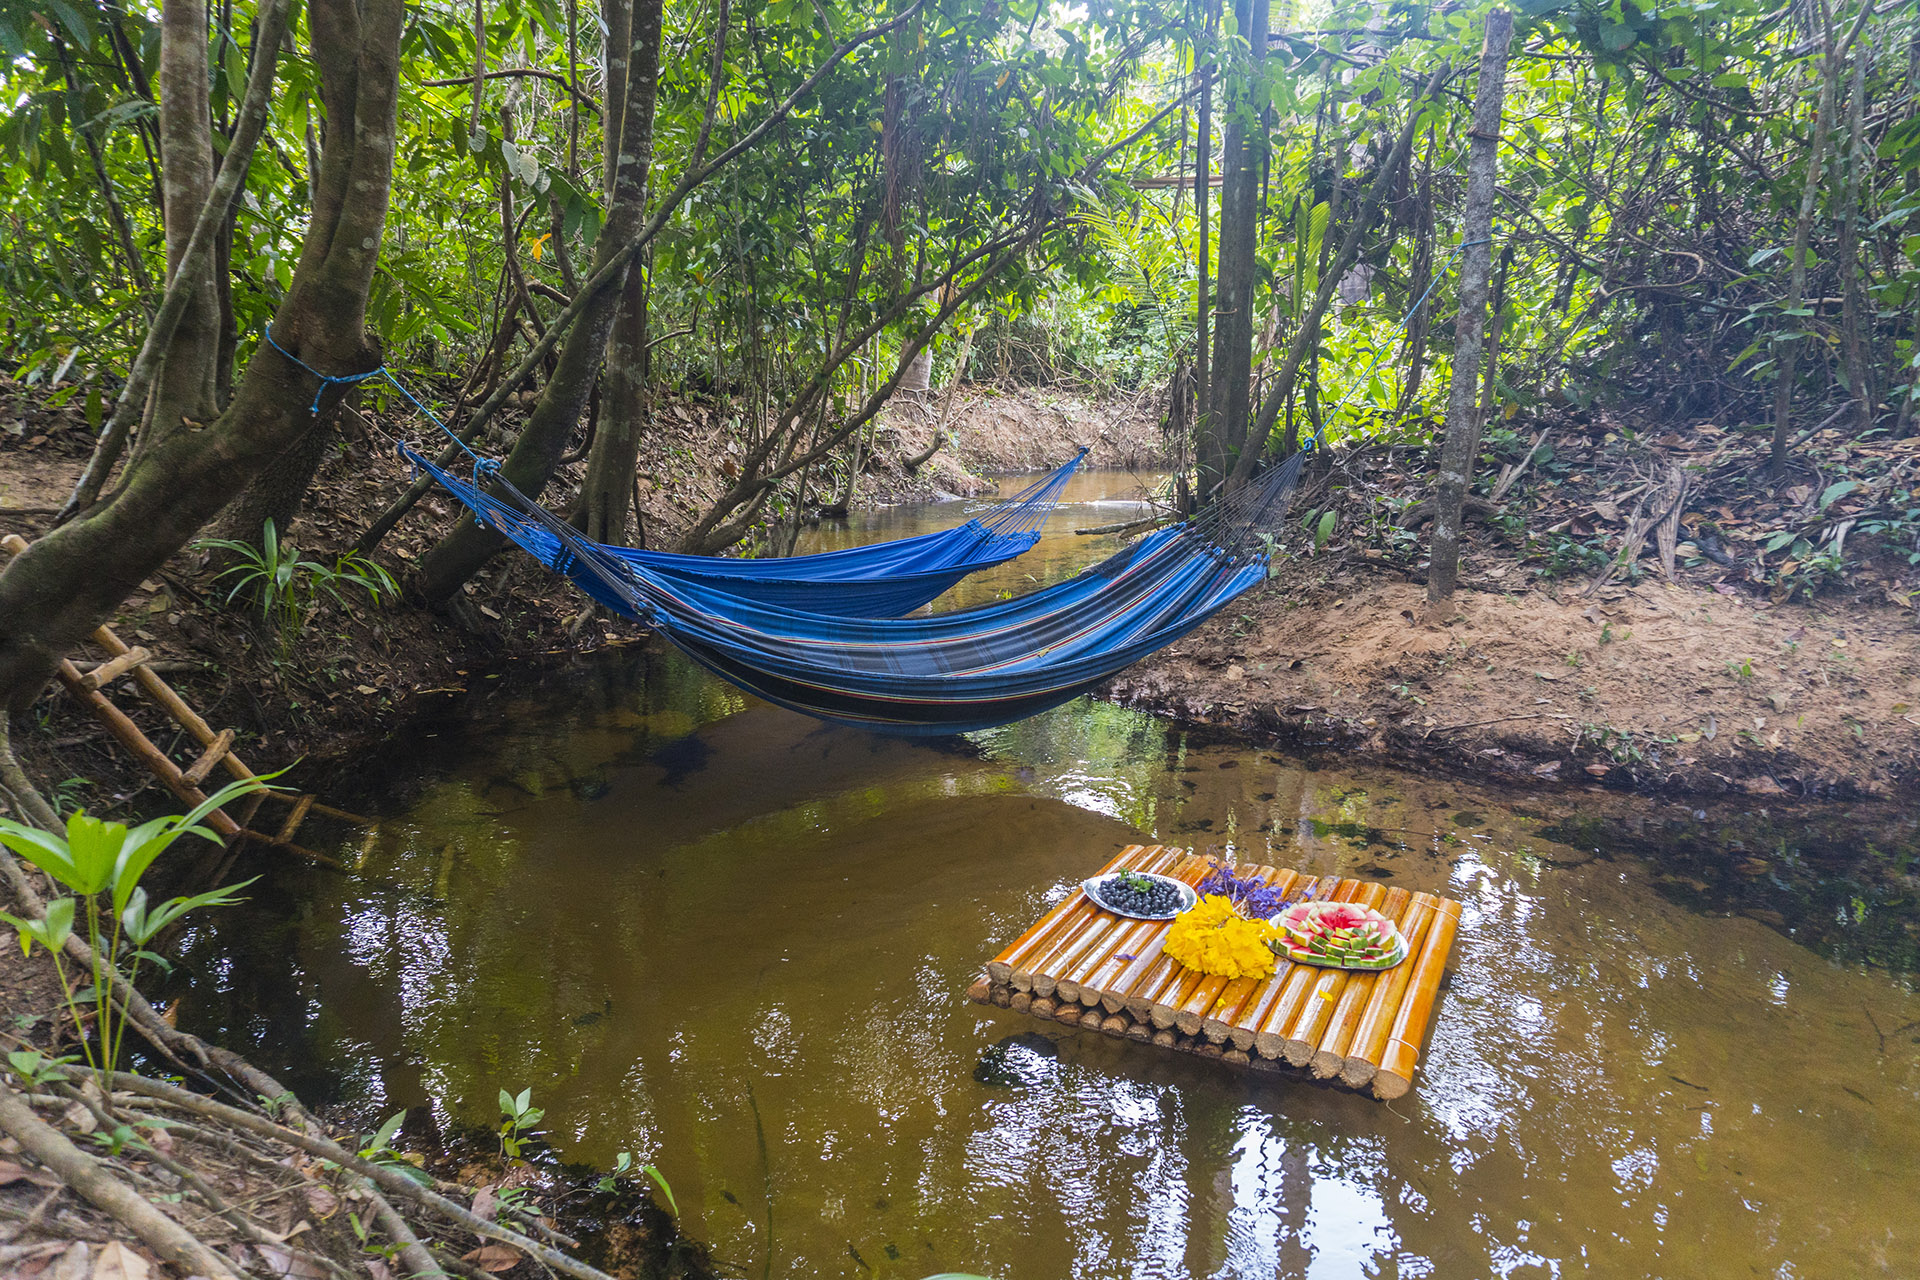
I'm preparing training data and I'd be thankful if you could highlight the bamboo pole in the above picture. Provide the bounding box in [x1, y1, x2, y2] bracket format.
[1171, 864, 1292, 1034]
[1221, 872, 1340, 1049]
[971, 850, 1464, 1101]
[50, 656, 239, 837]
[1057, 851, 1214, 1004]
[1197, 868, 1304, 1041]
[1278, 881, 1391, 1065]
[1149, 962, 1213, 1030]
[1338, 893, 1439, 1089]
[1243, 879, 1366, 1056]
[1372, 898, 1463, 1099]
[1023, 847, 1181, 996]
[986, 844, 1147, 985]
[1106, 867, 1245, 1018]
[1126, 871, 1326, 1023]
[1308, 886, 1412, 1077]
[1152, 867, 1320, 1036]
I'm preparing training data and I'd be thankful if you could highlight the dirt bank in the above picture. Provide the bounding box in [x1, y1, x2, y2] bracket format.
[1111, 571, 1920, 797]
[1110, 418, 1920, 800]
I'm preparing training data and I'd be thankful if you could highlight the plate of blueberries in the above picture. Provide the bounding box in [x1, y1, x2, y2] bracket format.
[1083, 870, 1197, 921]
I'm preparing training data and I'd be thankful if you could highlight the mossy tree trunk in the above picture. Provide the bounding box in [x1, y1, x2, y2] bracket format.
[0, 0, 407, 713]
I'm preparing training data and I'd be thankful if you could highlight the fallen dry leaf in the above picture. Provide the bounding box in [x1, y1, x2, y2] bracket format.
[462, 1243, 525, 1273]
[50, 1241, 89, 1280]
[89, 1242, 149, 1280]
[0, 1157, 61, 1188]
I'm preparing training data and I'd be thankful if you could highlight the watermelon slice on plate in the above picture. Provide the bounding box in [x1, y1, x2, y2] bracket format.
[1271, 900, 1408, 970]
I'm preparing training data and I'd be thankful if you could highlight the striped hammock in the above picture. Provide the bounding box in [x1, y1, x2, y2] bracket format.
[407, 446, 1084, 618]
[409, 446, 1304, 735]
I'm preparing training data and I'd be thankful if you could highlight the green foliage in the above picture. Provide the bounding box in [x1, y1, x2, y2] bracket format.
[598, 1150, 679, 1215]
[0, 778, 266, 1074]
[3, 0, 1918, 542]
[497, 1086, 545, 1163]
[198, 520, 396, 654]
[7, 1047, 77, 1087]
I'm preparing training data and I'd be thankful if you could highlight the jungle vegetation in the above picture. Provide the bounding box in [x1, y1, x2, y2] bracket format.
[0, 0, 1916, 710]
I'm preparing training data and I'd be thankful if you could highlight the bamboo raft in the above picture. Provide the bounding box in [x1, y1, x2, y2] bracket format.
[966, 845, 1462, 1100]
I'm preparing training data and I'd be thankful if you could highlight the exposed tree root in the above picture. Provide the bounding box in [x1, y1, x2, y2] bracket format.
[0, 1082, 246, 1279]
[0, 804, 627, 1280]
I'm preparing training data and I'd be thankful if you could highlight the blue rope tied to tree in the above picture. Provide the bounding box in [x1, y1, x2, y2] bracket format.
[262, 324, 498, 479]
[262, 324, 387, 414]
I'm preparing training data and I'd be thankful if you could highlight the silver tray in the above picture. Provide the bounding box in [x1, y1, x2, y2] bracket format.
[1082, 872, 1198, 921]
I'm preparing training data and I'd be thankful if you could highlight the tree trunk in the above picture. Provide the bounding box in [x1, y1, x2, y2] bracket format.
[0, 0, 406, 713]
[1837, 33, 1873, 431]
[575, 253, 651, 545]
[146, 0, 223, 453]
[1394, 129, 1436, 420]
[1425, 8, 1512, 607]
[1770, 1, 1873, 474]
[1194, 59, 1212, 474]
[1198, 0, 1266, 501]
[413, 0, 664, 601]
[209, 400, 346, 549]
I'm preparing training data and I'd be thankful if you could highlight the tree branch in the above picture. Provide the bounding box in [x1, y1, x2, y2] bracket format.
[56, 0, 293, 523]
[421, 67, 602, 115]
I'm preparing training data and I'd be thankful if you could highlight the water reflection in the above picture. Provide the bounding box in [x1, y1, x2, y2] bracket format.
[170, 473, 1920, 1279]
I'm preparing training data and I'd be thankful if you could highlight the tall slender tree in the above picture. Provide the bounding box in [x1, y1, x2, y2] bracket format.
[1198, 0, 1267, 500]
[1426, 7, 1512, 606]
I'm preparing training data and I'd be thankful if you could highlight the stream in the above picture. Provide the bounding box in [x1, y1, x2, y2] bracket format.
[171, 470, 1920, 1278]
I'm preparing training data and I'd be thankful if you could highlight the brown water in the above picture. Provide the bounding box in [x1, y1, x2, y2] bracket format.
[173, 473, 1920, 1278]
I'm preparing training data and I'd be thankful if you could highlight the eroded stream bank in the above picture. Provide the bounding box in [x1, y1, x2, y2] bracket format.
[163, 625, 1920, 1278]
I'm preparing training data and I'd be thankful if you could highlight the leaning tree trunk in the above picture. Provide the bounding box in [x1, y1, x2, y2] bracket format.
[1426, 8, 1512, 607]
[0, 0, 406, 713]
[1231, 62, 1451, 486]
[413, 0, 665, 599]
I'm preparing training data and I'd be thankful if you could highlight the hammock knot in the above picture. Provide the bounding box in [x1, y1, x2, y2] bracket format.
[263, 324, 385, 414]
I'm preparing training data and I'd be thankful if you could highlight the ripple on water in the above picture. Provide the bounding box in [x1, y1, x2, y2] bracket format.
[166, 473, 1920, 1279]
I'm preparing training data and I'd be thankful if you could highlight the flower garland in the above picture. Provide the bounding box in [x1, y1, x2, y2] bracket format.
[1162, 894, 1280, 981]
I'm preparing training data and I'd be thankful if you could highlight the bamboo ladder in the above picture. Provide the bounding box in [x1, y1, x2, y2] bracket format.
[1, 534, 372, 867]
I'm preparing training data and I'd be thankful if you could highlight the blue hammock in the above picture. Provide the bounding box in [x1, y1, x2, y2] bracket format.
[411, 446, 1304, 735]
[407, 446, 1084, 617]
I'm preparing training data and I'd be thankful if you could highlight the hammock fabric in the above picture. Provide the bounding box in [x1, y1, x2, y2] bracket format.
[402, 446, 1085, 618]
[409, 446, 1305, 735]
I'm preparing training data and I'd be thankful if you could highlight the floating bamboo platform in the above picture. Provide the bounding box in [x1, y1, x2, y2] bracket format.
[967, 845, 1462, 1100]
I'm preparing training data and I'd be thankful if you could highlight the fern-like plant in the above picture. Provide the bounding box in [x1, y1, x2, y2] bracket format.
[197, 519, 397, 656]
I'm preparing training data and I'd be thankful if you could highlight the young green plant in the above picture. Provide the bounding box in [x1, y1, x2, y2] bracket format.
[197, 519, 397, 656]
[0, 777, 269, 1074]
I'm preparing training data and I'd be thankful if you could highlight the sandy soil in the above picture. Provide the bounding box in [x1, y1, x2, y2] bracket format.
[1110, 551, 1920, 799]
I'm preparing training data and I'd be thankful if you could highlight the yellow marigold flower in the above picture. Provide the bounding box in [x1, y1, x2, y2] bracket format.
[1163, 894, 1279, 981]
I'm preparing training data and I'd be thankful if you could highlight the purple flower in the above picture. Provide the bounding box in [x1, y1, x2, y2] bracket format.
[1195, 860, 1290, 919]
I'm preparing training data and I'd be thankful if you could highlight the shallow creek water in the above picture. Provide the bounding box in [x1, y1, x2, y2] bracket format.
[174, 472, 1920, 1278]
